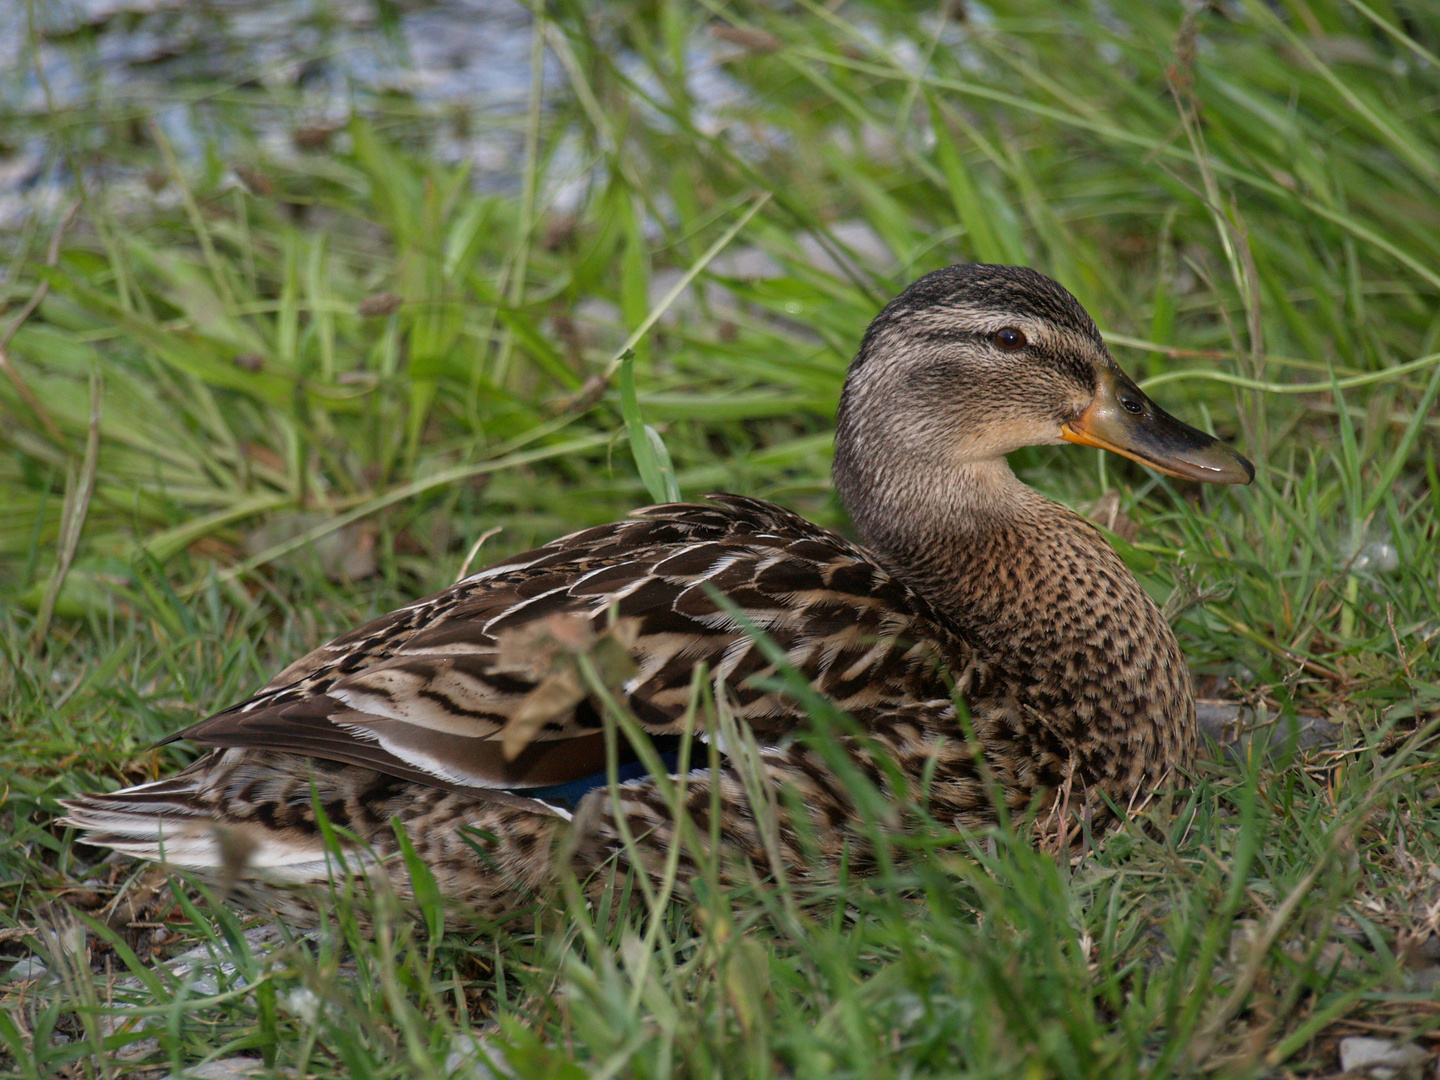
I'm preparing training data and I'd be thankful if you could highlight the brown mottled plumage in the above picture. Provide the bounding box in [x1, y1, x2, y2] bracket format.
[61, 264, 1252, 924]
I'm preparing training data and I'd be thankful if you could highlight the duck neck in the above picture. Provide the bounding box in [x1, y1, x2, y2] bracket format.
[835, 450, 1183, 696]
[835, 450, 1195, 789]
[837, 455, 1060, 634]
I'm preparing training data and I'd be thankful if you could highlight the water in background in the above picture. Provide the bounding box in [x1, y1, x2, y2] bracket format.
[0, 0, 556, 230]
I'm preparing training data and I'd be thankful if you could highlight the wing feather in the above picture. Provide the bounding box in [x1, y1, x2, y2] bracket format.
[165, 496, 971, 793]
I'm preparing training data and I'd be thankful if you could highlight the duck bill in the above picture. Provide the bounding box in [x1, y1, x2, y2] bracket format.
[1060, 368, 1254, 484]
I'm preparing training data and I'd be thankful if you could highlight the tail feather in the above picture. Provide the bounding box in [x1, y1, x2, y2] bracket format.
[59, 778, 351, 882]
[60, 749, 567, 922]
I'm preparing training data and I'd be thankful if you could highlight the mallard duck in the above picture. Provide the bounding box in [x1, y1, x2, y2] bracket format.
[62, 264, 1252, 921]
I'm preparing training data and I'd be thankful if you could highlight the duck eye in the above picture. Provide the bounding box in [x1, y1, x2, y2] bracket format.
[992, 327, 1026, 351]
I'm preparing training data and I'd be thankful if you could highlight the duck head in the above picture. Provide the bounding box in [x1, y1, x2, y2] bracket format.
[832, 264, 1252, 537]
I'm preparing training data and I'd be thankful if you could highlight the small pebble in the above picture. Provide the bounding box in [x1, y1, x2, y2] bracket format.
[3, 957, 48, 982]
[1338, 1036, 1430, 1078]
[164, 1058, 263, 1080]
[445, 1032, 512, 1078]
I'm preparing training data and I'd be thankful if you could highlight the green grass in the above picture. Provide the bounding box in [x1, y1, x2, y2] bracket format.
[3, 0, 1439, 1075]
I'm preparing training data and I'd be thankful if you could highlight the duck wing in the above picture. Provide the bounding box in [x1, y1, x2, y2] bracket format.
[170, 495, 968, 794]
